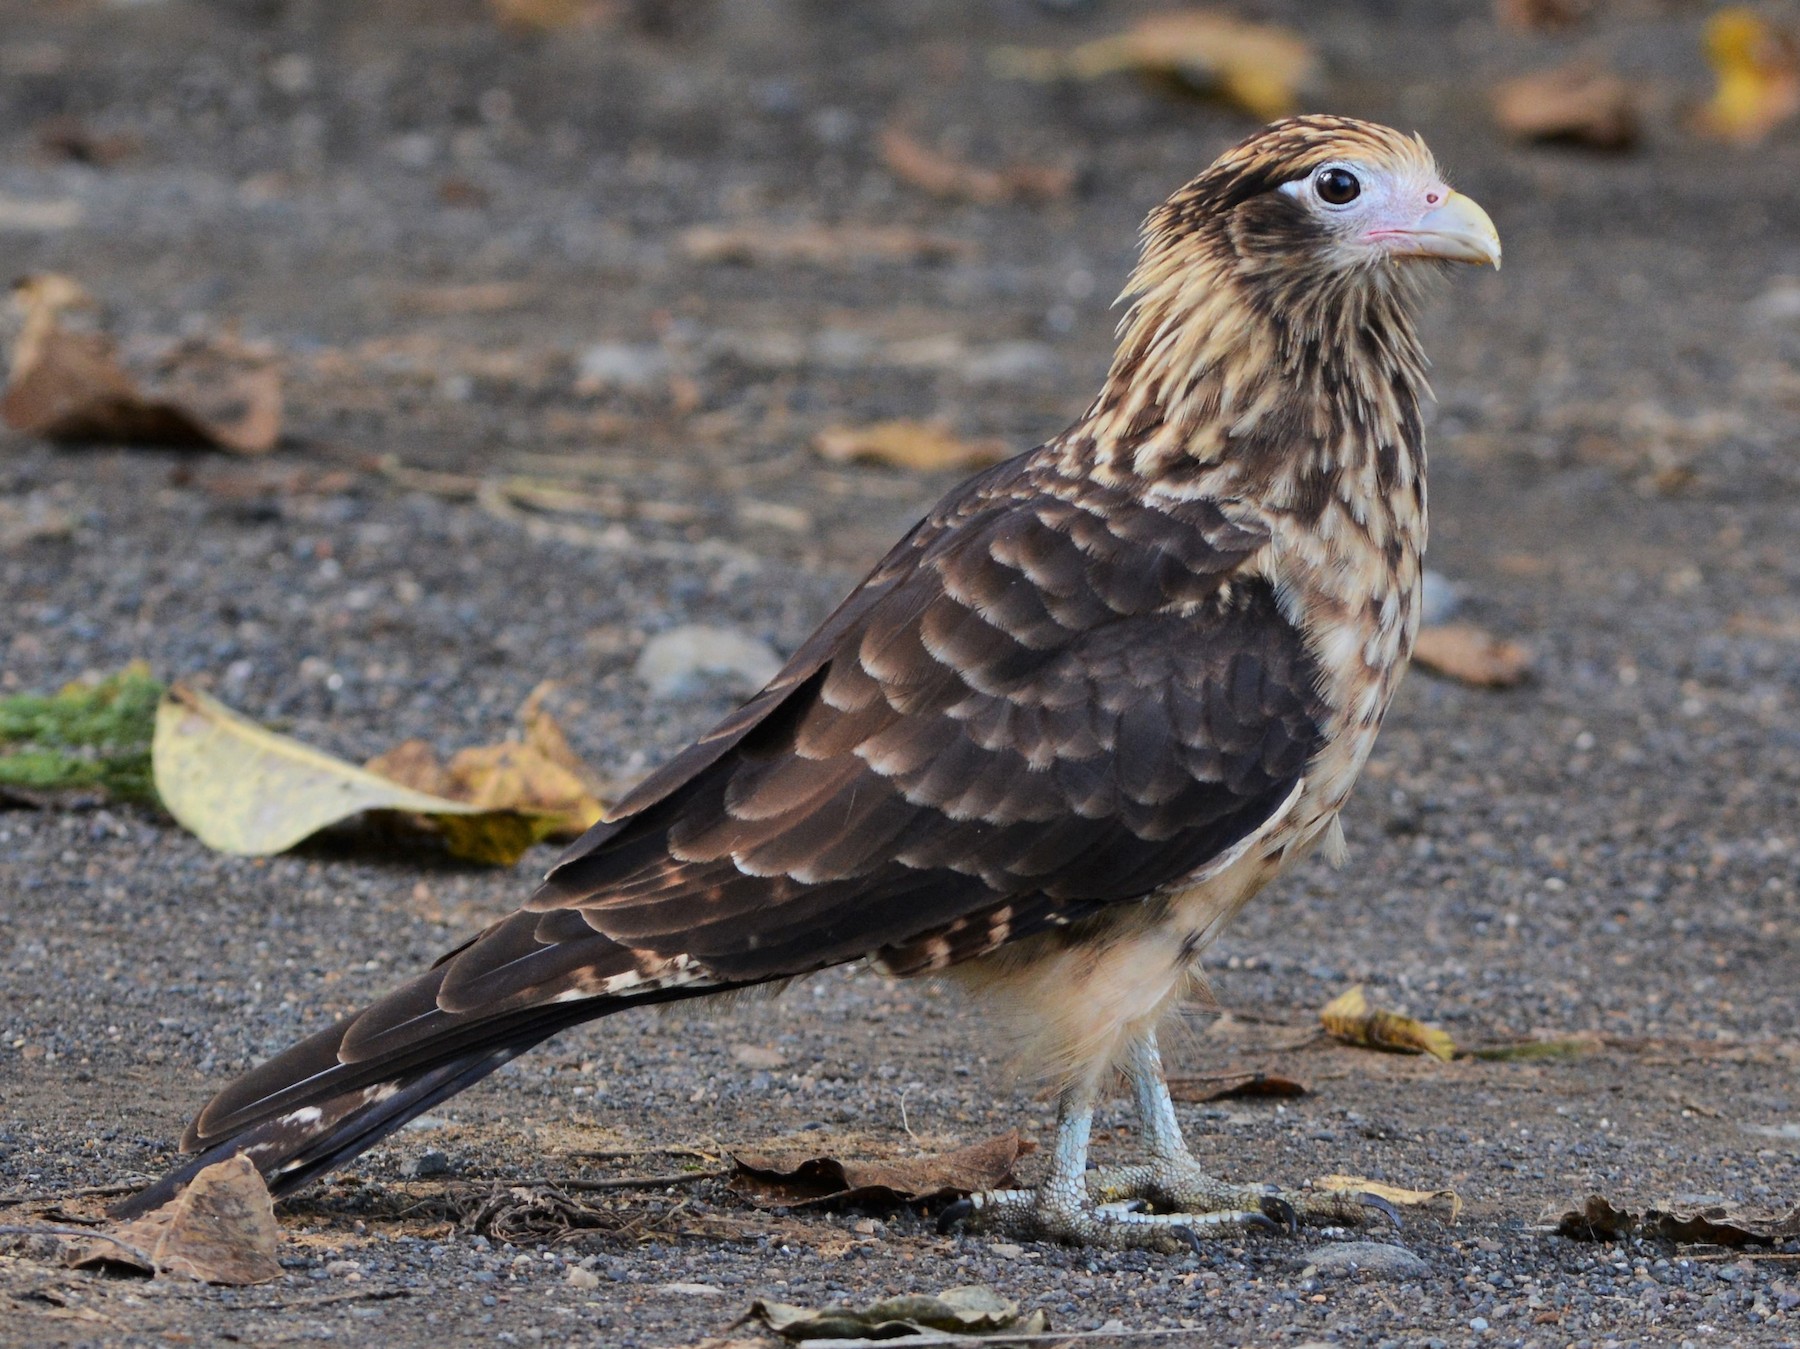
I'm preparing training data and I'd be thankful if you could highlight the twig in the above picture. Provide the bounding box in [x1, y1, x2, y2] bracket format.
[568, 1145, 722, 1164]
[225, 1288, 414, 1311]
[520, 1170, 729, 1192]
[0, 1225, 157, 1270]
[0, 1179, 150, 1209]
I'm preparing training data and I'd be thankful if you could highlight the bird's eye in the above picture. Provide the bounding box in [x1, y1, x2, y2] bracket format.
[1314, 167, 1361, 207]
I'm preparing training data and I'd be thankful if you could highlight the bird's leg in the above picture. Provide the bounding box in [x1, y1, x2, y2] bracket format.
[1082, 1029, 1388, 1230]
[938, 1070, 1301, 1253]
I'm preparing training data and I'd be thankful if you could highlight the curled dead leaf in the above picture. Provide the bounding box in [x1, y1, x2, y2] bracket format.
[814, 420, 1011, 473]
[488, 0, 616, 31]
[1550, 1194, 1800, 1246]
[729, 1132, 1031, 1211]
[680, 224, 972, 267]
[1316, 1174, 1463, 1222]
[742, 1286, 1049, 1341]
[1412, 623, 1534, 688]
[70, 1155, 280, 1285]
[1320, 985, 1456, 1062]
[1166, 1071, 1309, 1103]
[994, 12, 1318, 121]
[1495, 0, 1591, 32]
[1492, 63, 1641, 151]
[876, 126, 1073, 204]
[3, 275, 281, 454]
[1696, 9, 1800, 144]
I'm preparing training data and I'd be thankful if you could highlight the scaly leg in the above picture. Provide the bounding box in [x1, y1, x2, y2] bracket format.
[938, 1073, 1281, 1253]
[940, 1029, 1395, 1250]
[1082, 1030, 1391, 1229]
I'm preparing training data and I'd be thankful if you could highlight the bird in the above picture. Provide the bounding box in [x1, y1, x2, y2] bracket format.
[119, 115, 1499, 1251]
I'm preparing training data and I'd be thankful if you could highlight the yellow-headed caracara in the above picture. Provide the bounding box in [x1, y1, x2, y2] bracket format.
[122, 116, 1500, 1252]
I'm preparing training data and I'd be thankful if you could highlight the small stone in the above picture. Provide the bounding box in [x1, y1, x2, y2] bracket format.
[635, 625, 783, 699]
[566, 1267, 600, 1290]
[657, 1281, 725, 1296]
[1300, 1241, 1430, 1280]
[1470, 1317, 1489, 1331]
[574, 342, 669, 394]
[730, 1043, 787, 1069]
[990, 1242, 1024, 1258]
[407, 1149, 451, 1179]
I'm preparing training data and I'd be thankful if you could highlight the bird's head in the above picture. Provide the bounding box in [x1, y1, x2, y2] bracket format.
[1094, 116, 1497, 482]
[1141, 114, 1500, 289]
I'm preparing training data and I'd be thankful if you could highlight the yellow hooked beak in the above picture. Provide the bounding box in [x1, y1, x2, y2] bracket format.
[1385, 190, 1502, 270]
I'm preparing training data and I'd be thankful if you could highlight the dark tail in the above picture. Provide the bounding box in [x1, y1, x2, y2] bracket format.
[115, 913, 735, 1219]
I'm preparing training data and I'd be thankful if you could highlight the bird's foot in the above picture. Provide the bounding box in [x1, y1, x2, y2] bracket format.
[1084, 1160, 1401, 1232]
[937, 1180, 1289, 1254]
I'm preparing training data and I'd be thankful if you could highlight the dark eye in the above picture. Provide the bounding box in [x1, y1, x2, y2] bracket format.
[1314, 167, 1361, 206]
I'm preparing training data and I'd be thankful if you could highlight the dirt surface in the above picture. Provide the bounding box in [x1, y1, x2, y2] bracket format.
[4, 1, 1800, 1345]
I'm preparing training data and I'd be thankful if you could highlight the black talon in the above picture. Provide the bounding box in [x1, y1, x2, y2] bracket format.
[1259, 1195, 1300, 1235]
[936, 1198, 975, 1234]
[1357, 1192, 1403, 1230]
[1243, 1209, 1285, 1235]
[1170, 1223, 1205, 1257]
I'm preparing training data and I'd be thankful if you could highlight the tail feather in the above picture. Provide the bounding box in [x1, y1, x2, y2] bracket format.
[118, 932, 743, 1219]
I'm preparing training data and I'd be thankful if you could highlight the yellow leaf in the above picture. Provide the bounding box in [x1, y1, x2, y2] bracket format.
[1319, 984, 1456, 1061]
[995, 12, 1317, 121]
[153, 684, 564, 864]
[815, 420, 1011, 473]
[1315, 1174, 1463, 1222]
[1697, 9, 1800, 144]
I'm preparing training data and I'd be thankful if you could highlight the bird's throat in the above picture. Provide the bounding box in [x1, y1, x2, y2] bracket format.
[1075, 256, 1432, 524]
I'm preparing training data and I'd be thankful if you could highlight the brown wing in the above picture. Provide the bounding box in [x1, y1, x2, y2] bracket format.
[159, 454, 1328, 1187]
[524, 453, 1328, 982]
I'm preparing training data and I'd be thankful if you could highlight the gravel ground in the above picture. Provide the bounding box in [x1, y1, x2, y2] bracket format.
[3, 1, 1800, 1345]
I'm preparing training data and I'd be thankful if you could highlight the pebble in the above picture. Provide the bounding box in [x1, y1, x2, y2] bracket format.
[635, 624, 783, 698]
[566, 1267, 600, 1290]
[406, 1149, 451, 1179]
[1300, 1241, 1431, 1280]
[574, 342, 669, 393]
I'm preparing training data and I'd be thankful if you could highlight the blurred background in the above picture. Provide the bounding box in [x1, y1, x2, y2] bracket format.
[3, 1, 1799, 1340]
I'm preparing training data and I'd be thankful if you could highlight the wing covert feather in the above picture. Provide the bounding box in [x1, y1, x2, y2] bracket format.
[519, 456, 1328, 987]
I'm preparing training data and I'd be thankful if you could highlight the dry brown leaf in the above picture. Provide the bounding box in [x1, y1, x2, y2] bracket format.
[876, 126, 1073, 204]
[70, 1155, 281, 1284]
[1696, 9, 1800, 144]
[729, 1132, 1031, 1211]
[814, 420, 1011, 473]
[392, 281, 540, 316]
[488, 0, 617, 31]
[3, 275, 281, 454]
[1494, 0, 1590, 32]
[36, 116, 140, 168]
[1320, 985, 1457, 1062]
[995, 12, 1317, 121]
[680, 224, 972, 267]
[362, 739, 457, 798]
[1315, 1174, 1463, 1222]
[1166, 1071, 1309, 1103]
[1492, 63, 1641, 151]
[1551, 1194, 1800, 1246]
[1412, 623, 1534, 688]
